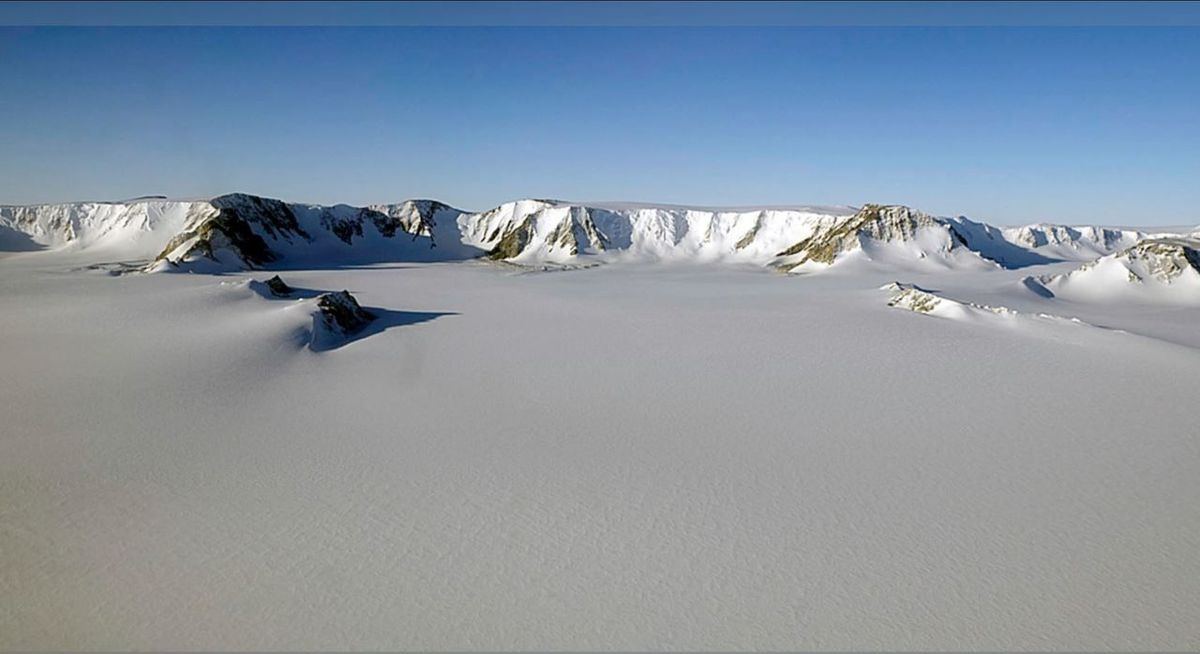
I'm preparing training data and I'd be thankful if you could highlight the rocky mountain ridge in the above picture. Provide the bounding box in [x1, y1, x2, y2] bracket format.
[0, 193, 1170, 274]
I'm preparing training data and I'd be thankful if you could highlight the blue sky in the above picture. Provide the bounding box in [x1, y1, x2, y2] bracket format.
[1, 23, 1198, 224]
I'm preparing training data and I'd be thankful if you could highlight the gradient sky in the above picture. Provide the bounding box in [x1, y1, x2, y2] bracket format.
[1, 22, 1198, 224]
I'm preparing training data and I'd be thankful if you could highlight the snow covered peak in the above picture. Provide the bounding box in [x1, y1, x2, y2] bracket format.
[457, 200, 860, 267]
[1116, 237, 1200, 283]
[772, 203, 992, 272]
[153, 194, 480, 271]
[0, 193, 474, 271]
[1030, 236, 1200, 304]
[0, 198, 212, 256]
[1002, 223, 1143, 261]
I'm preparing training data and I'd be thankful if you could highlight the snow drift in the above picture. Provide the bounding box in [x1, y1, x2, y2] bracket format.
[883, 282, 1120, 340]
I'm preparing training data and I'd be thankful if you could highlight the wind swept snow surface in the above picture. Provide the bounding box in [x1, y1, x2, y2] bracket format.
[3, 194, 1200, 650]
[3, 248, 1200, 650]
[882, 281, 1153, 350]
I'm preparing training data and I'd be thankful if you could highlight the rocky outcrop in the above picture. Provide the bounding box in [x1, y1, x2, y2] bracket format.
[478, 204, 610, 261]
[774, 204, 968, 271]
[264, 275, 294, 297]
[315, 290, 377, 336]
[1117, 238, 1200, 283]
[149, 195, 470, 271]
[885, 281, 1020, 320]
[1029, 237, 1200, 303]
[156, 194, 305, 267]
[883, 282, 944, 314]
[367, 199, 457, 243]
[487, 216, 538, 260]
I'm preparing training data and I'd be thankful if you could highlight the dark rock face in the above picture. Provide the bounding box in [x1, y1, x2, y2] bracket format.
[264, 275, 293, 297]
[372, 200, 454, 241]
[155, 194, 310, 268]
[481, 206, 609, 261]
[153, 194, 458, 270]
[315, 290, 376, 335]
[776, 204, 946, 267]
[211, 193, 311, 243]
[321, 210, 365, 245]
[488, 216, 537, 260]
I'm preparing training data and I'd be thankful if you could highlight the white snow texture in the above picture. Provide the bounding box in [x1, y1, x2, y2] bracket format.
[2, 193, 1198, 650]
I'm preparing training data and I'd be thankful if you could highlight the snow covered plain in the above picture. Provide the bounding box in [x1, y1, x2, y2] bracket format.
[2, 205, 1200, 649]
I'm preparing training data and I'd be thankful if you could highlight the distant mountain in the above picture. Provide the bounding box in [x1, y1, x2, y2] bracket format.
[1027, 237, 1200, 304]
[151, 193, 479, 271]
[1002, 223, 1142, 260]
[771, 204, 1024, 272]
[0, 193, 1177, 274]
[0, 193, 475, 270]
[458, 200, 1144, 272]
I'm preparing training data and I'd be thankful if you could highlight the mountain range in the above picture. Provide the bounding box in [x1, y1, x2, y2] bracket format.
[4, 192, 1179, 277]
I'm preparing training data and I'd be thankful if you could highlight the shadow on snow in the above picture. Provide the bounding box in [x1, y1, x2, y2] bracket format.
[310, 308, 457, 352]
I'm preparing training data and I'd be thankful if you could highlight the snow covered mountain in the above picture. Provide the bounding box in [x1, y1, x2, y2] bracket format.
[772, 204, 1002, 272]
[1002, 223, 1143, 261]
[0, 197, 208, 257]
[1, 193, 1176, 274]
[0, 193, 473, 270]
[456, 200, 1140, 272]
[455, 199, 858, 266]
[150, 194, 476, 271]
[1027, 236, 1200, 304]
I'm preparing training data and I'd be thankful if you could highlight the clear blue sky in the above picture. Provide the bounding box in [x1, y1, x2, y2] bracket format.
[1, 23, 1198, 224]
